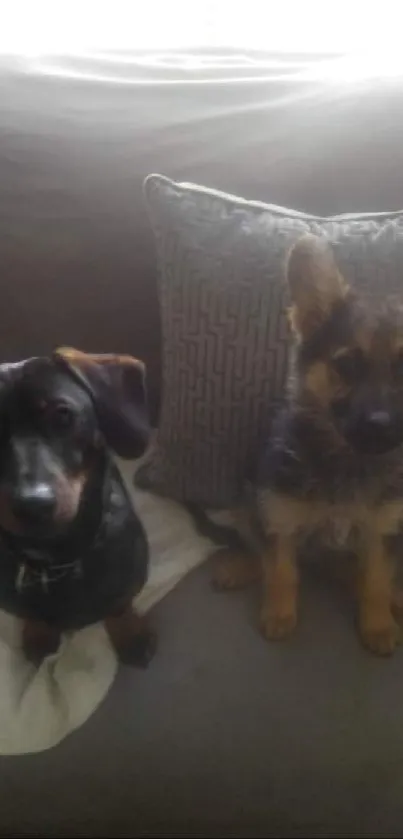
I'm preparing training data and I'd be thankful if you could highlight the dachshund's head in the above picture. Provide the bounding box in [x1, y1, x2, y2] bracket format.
[0, 348, 149, 539]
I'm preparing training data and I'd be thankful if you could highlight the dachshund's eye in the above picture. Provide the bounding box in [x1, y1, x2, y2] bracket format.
[48, 403, 75, 431]
[331, 349, 368, 383]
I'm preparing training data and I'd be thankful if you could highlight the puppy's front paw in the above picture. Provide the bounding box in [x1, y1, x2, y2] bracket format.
[392, 587, 403, 621]
[360, 616, 401, 656]
[211, 549, 258, 592]
[117, 630, 157, 668]
[259, 607, 297, 641]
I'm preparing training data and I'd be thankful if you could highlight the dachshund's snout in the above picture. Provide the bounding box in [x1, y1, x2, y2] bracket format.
[12, 483, 57, 527]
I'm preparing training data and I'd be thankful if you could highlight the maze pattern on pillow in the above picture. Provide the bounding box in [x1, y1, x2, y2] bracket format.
[136, 175, 403, 507]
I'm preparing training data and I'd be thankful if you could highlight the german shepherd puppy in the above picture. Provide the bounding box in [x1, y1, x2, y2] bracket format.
[213, 235, 403, 656]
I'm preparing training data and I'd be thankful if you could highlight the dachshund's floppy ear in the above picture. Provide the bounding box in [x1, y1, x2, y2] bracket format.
[54, 347, 150, 459]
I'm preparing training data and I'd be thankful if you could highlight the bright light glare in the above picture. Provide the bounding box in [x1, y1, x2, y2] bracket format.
[0, 0, 401, 64]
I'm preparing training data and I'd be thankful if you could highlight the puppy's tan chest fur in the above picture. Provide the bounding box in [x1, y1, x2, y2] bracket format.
[258, 490, 403, 544]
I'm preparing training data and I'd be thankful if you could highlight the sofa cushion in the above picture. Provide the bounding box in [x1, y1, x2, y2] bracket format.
[136, 174, 403, 507]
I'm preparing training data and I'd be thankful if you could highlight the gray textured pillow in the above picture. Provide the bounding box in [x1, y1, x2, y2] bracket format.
[135, 174, 403, 507]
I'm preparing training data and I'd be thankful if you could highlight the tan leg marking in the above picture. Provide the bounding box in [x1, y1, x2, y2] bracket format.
[357, 532, 400, 656]
[260, 533, 299, 641]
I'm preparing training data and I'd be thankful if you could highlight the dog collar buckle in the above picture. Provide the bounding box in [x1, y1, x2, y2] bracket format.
[16, 563, 49, 593]
[15, 559, 83, 593]
[16, 563, 25, 592]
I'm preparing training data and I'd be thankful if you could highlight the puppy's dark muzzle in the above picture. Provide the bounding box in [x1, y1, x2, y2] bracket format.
[346, 411, 403, 455]
[12, 484, 57, 527]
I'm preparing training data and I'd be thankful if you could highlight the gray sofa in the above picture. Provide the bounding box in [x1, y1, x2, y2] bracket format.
[2, 51, 403, 837]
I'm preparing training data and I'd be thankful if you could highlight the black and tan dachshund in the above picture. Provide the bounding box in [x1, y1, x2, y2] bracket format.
[0, 347, 155, 667]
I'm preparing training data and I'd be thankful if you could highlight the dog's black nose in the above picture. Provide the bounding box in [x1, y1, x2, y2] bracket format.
[365, 411, 392, 430]
[351, 409, 402, 454]
[12, 485, 56, 524]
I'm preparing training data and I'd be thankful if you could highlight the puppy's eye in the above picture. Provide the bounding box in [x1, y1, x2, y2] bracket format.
[48, 403, 75, 431]
[331, 349, 367, 382]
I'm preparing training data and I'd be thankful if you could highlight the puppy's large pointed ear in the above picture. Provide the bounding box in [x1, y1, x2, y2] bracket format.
[286, 235, 350, 339]
[54, 347, 150, 459]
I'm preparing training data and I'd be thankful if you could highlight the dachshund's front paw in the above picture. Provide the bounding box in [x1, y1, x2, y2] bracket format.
[22, 620, 61, 666]
[117, 629, 158, 668]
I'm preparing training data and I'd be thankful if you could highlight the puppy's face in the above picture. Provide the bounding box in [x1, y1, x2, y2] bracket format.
[287, 236, 403, 455]
[0, 359, 99, 539]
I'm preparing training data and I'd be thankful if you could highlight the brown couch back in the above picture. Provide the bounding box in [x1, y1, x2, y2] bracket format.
[2, 52, 403, 419]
